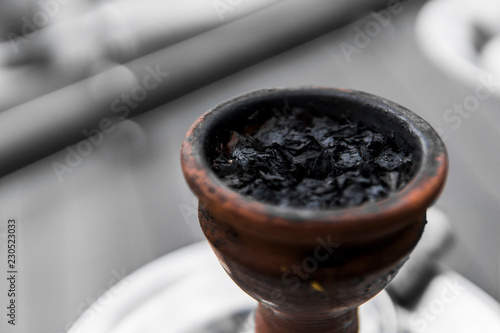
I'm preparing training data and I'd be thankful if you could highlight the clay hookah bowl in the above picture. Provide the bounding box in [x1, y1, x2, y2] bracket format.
[181, 88, 447, 332]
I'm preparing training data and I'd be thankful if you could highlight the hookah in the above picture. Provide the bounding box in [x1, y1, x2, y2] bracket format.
[72, 88, 500, 333]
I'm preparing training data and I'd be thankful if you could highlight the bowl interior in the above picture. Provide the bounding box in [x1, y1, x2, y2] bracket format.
[201, 89, 423, 197]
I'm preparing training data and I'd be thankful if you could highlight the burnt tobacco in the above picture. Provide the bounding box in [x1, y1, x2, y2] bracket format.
[211, 107, 414, 209]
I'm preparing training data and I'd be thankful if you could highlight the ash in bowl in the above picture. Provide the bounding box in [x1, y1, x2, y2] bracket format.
[211, 107, 414, 209]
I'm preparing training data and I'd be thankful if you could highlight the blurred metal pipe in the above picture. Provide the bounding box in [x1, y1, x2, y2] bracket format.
[0, 0, 391, 177]
[0, 0, 284, 111]
[1, 0, 287, 66]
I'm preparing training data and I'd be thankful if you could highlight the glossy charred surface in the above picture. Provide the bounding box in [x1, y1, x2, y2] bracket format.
[210, 105, 415, 209]
[181, 87, 448, 333]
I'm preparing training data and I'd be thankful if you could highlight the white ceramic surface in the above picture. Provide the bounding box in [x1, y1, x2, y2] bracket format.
[416, 0, 500, 88]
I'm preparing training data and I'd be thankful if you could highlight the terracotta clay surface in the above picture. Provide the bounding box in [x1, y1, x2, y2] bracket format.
[181, 88, 447, 332]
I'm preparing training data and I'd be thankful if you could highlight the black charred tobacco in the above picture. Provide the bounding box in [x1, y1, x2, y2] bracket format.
[211, 107, 414, 209]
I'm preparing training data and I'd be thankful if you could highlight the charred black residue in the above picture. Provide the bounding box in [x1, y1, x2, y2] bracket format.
[199, 203, 216, 235]
[210, 106, 414, 209]
[225, 227, 239, 243]
[213, 238, 227, 248]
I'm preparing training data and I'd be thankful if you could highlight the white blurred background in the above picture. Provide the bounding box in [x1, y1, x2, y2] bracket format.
[0, 0, 499, 332]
